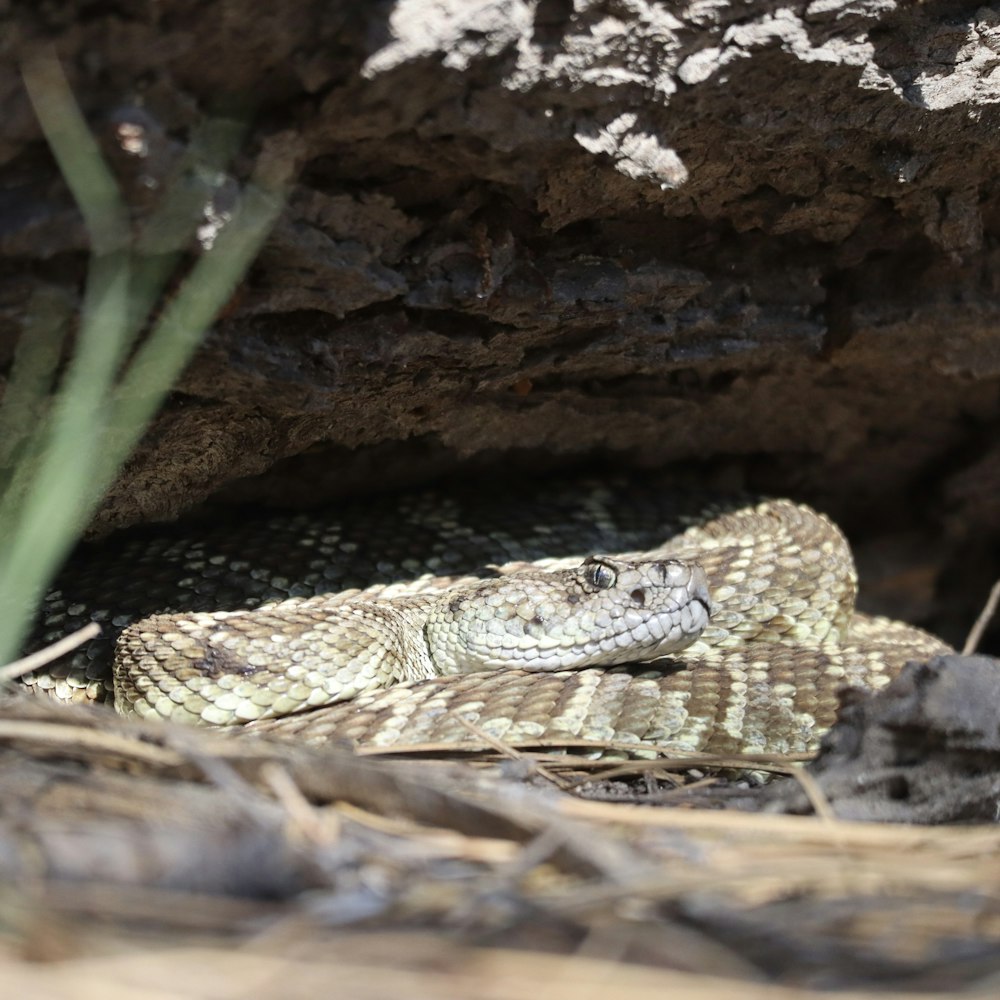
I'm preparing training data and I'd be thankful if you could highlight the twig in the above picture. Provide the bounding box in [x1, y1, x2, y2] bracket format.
[789, 764, 837, 823]
[448, 713, 571, 790]
[963, 578, 1000, 654]
[0, 718, 184, 768]
[0, 622, 101, 683]
[355, 736, 813, 765]
[566, 754, 800, 786]
[261, 761, 336, 847]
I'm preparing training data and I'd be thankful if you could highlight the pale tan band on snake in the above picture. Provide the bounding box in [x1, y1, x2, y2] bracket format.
[25, 481, 952, 753]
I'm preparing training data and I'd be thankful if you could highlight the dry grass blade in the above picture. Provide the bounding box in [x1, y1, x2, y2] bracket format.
[448, 711, 572, 789]
[962, 577, 1000, 654]
[788, 763, 837, 822]
[0, 47, 289, 666]
[0, 623, 101, 683]
[0, 716, 188, 768]
[356, 736, 813, 767]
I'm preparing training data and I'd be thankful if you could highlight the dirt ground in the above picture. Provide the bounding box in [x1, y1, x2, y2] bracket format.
[1, 684, 997, 998]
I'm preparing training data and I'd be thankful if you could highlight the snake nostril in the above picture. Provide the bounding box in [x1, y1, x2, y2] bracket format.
[630, 588, 645, 607]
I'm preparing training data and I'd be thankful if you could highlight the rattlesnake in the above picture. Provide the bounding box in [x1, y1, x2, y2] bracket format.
[24, 477, 951, 754]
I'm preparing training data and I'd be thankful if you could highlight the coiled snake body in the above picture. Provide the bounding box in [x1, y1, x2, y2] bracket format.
[26, 477, 951, 755]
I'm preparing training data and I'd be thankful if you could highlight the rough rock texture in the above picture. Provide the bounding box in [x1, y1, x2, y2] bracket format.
[761, 654, 1000, 822]
[4, 2, 1000, 643]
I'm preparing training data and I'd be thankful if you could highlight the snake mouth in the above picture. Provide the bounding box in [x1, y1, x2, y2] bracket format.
[643, 584, 712, 655]
[688, 565, 713, 619]
[557, 570, 713, 670]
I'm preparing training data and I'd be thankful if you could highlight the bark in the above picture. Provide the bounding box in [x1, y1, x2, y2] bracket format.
[3, 1, 1000, 641]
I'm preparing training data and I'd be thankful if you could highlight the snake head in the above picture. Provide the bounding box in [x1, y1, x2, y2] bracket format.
[424, 556, 711, 674]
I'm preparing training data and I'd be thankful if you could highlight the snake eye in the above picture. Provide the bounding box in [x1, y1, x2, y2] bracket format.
[584, 558, 617, 590]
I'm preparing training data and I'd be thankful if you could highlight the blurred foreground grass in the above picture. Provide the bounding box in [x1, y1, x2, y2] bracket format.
[0, 49, 289, 666]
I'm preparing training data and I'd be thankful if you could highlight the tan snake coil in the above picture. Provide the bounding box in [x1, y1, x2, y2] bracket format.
[25, 478, 952, 754]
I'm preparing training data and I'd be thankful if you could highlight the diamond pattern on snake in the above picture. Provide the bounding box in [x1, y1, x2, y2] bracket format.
[23, 476, 951, 754]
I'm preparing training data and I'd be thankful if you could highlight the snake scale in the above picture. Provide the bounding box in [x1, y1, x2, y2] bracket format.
[23, 476, 952, 755]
